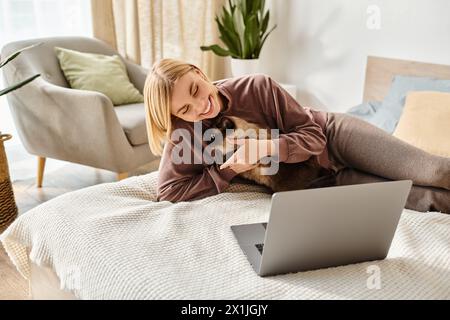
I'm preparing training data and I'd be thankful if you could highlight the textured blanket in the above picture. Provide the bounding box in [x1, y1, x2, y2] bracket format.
[1, 172, 449, 299]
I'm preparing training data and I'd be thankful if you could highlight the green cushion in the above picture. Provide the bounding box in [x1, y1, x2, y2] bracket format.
[55, 47, 144, 105]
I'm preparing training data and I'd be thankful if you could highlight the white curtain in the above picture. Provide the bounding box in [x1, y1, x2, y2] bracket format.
[92, 0, 226, 80]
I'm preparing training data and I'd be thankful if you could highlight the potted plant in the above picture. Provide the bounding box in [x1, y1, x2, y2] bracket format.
[0, 43, 40, 232]
[201, 0, 276, 77]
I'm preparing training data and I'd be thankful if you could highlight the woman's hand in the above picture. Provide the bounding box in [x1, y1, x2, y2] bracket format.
[220, 162, 259, 175]
[219, 138, 275, 173]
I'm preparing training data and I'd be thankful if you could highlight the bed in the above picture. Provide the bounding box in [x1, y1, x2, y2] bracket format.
[1, 57, 450, 300]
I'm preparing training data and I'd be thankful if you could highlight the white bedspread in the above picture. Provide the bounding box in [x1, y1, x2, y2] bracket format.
[1, 172, 449, 299]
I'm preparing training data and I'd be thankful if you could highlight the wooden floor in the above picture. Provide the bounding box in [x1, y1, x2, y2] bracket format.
[0, 143, 159, 300]
[0, 245, 29, 300]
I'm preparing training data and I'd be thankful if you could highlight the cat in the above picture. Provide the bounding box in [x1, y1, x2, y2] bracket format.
[208, 116, 336, 192]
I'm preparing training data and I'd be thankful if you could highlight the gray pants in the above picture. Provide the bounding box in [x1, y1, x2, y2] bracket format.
[325, 112, 450, 213]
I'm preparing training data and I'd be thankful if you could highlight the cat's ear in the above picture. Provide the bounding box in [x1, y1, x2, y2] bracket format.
[217, 117, 235, 130]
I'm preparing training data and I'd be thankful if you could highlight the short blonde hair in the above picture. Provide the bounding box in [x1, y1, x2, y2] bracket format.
[144, 59, 208, 155]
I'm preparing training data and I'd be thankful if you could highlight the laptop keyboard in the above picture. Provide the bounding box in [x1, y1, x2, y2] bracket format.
[255, 243, 264, 255]
[255, 223, 267, 254]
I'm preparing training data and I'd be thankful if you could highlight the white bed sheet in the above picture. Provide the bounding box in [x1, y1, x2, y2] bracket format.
[1, 172, 449, 299]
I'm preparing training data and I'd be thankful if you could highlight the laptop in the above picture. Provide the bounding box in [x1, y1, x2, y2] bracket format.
[231, 180, 412, 277]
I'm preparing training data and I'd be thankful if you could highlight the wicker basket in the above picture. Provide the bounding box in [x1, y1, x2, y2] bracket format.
[0, 132, 18, 234]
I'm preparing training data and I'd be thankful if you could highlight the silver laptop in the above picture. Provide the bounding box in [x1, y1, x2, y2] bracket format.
[231, 180, 412, 277]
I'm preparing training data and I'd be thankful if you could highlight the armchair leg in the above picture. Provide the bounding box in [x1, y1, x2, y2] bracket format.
[117, 172, 128, 181]
[37, 157, 46, 188]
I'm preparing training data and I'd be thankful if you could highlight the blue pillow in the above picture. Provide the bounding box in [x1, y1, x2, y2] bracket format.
[347, 100, 400, 132]
[346, 100, 383, 124]
[371, 75, 450, 133]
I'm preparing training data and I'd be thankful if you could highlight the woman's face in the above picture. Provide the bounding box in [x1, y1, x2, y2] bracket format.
[171, 69, 223, 122]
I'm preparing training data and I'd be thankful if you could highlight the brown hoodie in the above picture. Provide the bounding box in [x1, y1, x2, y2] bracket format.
[157, 74, 331, 202]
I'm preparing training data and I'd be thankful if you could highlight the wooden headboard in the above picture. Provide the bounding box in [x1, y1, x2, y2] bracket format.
[363, 56, 450, 102]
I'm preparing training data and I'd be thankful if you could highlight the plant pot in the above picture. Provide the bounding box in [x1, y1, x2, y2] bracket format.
[230, 58, 260, 77]
[0, 132, 18, 233]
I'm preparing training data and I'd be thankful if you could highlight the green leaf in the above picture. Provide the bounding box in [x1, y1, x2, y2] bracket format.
[232, 4, 246, 51]
[200, 45, 232, 57]
[216, 19, 234, 50]
[251, 28, 259, 58]
[246, 0, 253, 15]
[252, 0, 262, 14]
[261, 11, 269, 35]
[217, 17, 241, 56]
[0, 51, 20, 69]
[257, 24, 277, 57]
[239, 0, 247, 18]
[228, 0, 235, 12]
[220, 9, 242, 56]
[0, 42, 43, 68]
[244, 14, 258, 58]
[0, 74, 40, 97]
[221, 3, 232, 21]
[207, 0, 275, 59]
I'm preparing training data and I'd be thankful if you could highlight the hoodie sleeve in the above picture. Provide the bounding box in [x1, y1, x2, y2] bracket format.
[255, 75, 327, 163]
[156, 122, 239, 202]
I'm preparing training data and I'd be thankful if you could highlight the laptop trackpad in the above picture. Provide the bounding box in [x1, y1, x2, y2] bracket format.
[231, 223, 267, 274]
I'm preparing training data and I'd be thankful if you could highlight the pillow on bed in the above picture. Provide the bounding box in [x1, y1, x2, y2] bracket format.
[371, 76, 450, 134]
[346, 100, 385, 127]
[393, 91, 450, 157]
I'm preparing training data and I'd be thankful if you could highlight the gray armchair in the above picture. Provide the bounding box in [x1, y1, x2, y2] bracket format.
[1, 36, 158, 187]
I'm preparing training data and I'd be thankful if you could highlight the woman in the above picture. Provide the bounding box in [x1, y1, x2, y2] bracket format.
[144, 59, 450, 213]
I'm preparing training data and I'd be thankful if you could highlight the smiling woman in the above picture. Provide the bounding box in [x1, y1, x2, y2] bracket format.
[170, 68, 224, 122]
[144, 57, 450, 212]
[144, 59, 226, 155]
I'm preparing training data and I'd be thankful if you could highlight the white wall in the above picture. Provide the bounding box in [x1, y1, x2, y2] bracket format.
[259, 0, 450, 112]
